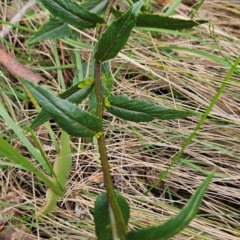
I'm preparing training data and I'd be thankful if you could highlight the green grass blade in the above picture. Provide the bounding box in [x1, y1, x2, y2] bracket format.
[0, 137, 64, 196]
[161, 46, 233, 68]
[180, 158, 227, 178]
[188, 0, 206, 18]
[164, 0, 182, 17]
[145, 55, 240, 194]
[0, 102, 51, 173]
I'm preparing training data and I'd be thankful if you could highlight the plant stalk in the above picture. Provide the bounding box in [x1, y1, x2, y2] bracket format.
[94, 1, 127, 239]
[94, 61, 127, 240]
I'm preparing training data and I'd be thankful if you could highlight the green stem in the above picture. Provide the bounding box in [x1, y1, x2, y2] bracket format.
[94, 1, 127, 239]
[95, 61, 127, 239]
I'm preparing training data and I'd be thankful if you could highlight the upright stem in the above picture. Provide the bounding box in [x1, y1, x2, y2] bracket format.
[94, 1, 127, 239]
[94, 60, 127, 240]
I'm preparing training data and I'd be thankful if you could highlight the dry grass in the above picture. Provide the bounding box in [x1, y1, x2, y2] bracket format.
[1, 0, 240, 239]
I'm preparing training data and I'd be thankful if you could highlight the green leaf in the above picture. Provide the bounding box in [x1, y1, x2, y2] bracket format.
[0, 137, 64, 196]
[81, 0, 108, 15]
[37, 131, 72, 216]
[59, 82, 92, 100]
[130, 0, 148, 12]
[23, 80, 102, 137]
[94, 191, 130, 240]
[89, 87, 97, 116]
[27, 0, 108, 45]
[136, 14, 208, 30]
[27, 18, 70, 45]
[101, 61, 114, 97]
[94, 192, 111, 240]
[38, 0, 105, 29]
[31, 83, 93, 129]
[106, 95, 194, 122]
[94, 0, 144, 62]
[78, 77, 94, 88]
[126, 173, 213, 240]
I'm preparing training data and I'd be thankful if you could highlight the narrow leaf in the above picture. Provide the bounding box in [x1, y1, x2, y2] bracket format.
[38, 0, 105, 29]
[31, 83, 93, 129]
[126, 173, 213, 240]
[27, 18, 70, 45]
[0, 137, 64, 196]
[23, 80, 102, 137]
[95, 0, 144, 62]
[89, 87, 97, 116]
[94, 191, 130, 240]
[136, 14, 208, 30]
[37, 131, 72, 216]
[81, 0, 108, 15]
[101, 61, 114, 97]
[54, 131, 72, 190]
[37, 186, 60, 218]
[130, 0, 149, 12]
[106, 95, 194, 122]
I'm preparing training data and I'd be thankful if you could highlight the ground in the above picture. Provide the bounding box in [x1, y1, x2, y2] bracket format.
[0, 1, 240, 239]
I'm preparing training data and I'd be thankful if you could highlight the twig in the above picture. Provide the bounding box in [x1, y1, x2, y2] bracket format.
[0, 47, 42, 83]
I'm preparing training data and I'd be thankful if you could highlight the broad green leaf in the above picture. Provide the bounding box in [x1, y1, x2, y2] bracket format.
[37, 131, 72, 216]
[27, 0, 108, 45]
[116, 192, 130, 228]
[27, 18, 70, 45]
[31, 83, 93, 129]
[106, 95, 194, 122]
[136, 14, 208, 30]
[94, 192, 111, 240]
[94, 0, 144, 62]
[126, 173, 213, 240]
[38, 0, 105, 30]
[81, 0, 108, 15]
[94, 191, 130, 240]
[0, 137, 64, 196]
[23, 80, 102, 137]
